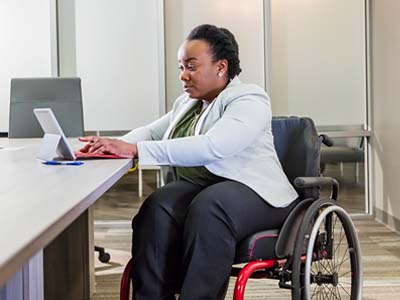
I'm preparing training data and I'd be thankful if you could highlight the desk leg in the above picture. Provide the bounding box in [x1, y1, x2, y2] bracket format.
[43, 209, 94, 300]
[88, 206, 95, 294]
[0, 250, 44, 300]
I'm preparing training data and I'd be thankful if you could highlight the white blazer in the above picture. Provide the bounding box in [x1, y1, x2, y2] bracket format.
[121, 77, 298, 207]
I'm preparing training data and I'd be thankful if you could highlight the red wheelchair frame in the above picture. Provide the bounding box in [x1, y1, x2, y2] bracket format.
[120, 256, 308, 300]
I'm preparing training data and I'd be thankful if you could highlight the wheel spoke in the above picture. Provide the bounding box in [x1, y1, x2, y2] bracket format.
[329, 285, 334, 300]
[334, 222, 343, 255]
[312, 282, 319, 298]
[336, 246, 349, 273]
[323, 284, 332, 299]
[317, 259, 332, 274]
[336, 286, 343, 300]
[319, 253, 330, 273]
[336, 255, 350, 273]
[321, 286, 325, 300]
[339, 270, 351, 278]
[338, 279, 351, 286]
[312, 263, 319, 275]
[333, 223, 345, 270]
[338, 282, 351, 297]
[324, 257, 334, 273]
[326, 257, 334, 273]
[323, 283, 339, 300]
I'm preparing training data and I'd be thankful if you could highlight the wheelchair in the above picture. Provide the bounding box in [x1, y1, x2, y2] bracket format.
[120, 116, 362, 300]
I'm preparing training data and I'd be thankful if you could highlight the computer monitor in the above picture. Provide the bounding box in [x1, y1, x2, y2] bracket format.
[9, 77, 84, 138]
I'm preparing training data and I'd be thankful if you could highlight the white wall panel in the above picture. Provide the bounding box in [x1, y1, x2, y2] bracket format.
[0, 0, 53, 132]
[68, 0, 164, 131]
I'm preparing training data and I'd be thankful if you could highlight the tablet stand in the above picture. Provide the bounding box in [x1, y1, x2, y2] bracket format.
[37, 133, 62, 160]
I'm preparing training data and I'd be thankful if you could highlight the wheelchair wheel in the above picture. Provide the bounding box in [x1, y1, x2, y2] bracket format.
[291, 199, 362, 300]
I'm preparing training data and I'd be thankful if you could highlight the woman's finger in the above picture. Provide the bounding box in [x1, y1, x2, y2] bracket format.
[79, 143, 91, 152]
[78, 136, 95, 142]
[89, 145, 101, 153]
[94, 144, 112, 154]
[88, 140, 104, 153]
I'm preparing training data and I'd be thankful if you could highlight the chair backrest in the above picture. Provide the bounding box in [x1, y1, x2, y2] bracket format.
[9, 77, 84, 138]
[272, 116, 321, 200]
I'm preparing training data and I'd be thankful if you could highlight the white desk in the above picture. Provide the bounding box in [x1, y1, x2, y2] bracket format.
[0, 138, 133, 299]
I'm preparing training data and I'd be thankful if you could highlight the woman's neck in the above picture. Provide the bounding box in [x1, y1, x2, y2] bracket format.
[202, 80, 229, 102]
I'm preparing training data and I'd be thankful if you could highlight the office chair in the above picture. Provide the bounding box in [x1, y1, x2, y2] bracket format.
[9, 78, 84, 138]
[120, 116, 362, 300]
[9, 77, 110, 263]
[320, 136, 364, 182]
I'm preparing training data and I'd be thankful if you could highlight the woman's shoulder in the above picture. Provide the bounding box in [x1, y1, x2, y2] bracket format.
[220, 77, 269, 102]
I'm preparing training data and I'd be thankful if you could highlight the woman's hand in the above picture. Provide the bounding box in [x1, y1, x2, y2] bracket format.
[78, 136, 138, 158]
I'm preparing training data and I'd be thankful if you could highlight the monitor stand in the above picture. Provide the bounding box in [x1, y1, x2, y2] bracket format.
[37, 133, 62, 161]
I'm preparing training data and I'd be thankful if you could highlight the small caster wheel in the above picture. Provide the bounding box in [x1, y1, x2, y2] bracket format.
[99, 252, 111, 263]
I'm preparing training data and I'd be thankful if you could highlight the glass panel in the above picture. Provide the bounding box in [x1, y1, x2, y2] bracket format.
[269, 0, 366, 128]
[320, 137, 366, 214]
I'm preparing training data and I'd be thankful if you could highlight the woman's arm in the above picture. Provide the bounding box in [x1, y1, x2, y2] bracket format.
[137, 94, 270, 166]
[119, 110, 172, 143]
[78, 110, 172, 157]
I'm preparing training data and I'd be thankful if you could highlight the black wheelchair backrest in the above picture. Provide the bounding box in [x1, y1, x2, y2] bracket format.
[271, 116, 321, 200]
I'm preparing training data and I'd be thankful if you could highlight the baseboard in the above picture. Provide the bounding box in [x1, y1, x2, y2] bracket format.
[0, 132, 8, 137]
[84, 130, 129, 137]
[374, 207, 400, 233]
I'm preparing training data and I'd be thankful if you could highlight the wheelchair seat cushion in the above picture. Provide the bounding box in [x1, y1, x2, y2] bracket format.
[234, 229, 279, 263]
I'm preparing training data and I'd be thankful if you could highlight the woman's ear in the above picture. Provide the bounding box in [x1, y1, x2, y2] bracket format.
[218, 59, 228, 73]
[216, 59, 228, 76]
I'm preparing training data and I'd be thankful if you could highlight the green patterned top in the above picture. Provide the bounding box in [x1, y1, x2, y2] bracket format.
[170, 101, 225, 186]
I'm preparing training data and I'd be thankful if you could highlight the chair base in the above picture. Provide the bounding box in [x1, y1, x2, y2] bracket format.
[95, 245, 110, 263]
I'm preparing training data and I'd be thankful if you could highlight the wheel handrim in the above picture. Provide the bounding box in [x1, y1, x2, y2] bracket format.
[304, 205, 362, 300]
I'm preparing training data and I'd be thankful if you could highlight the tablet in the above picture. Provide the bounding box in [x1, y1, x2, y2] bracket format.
[34, 108, 76, 160]
[34, 108, 122, 160]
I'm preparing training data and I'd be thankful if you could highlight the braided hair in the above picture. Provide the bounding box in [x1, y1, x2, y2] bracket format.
[187, 24, 242, 80]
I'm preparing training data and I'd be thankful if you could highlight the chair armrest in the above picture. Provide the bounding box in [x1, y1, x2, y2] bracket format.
[319, 134, 334, 147]
[294, 176, 339, 200]
[294, 176, 337, 188]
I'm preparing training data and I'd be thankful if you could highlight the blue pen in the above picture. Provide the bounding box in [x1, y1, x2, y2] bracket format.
[42, 160, 84, 166]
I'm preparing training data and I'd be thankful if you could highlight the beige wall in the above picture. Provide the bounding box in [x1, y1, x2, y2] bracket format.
[370, 0, 400, 229]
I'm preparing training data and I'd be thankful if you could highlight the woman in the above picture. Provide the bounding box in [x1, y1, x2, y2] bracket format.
[80, 24, 298, 300]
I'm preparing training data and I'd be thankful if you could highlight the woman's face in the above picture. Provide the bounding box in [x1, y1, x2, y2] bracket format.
[178, 39, 228, 101]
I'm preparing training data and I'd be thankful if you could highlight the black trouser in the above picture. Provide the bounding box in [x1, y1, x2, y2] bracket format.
[131, 180, 297, 300]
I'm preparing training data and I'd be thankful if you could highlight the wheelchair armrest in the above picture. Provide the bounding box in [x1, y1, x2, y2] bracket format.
[294, 177, 339, 200]
[294, 176, 338, 188]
